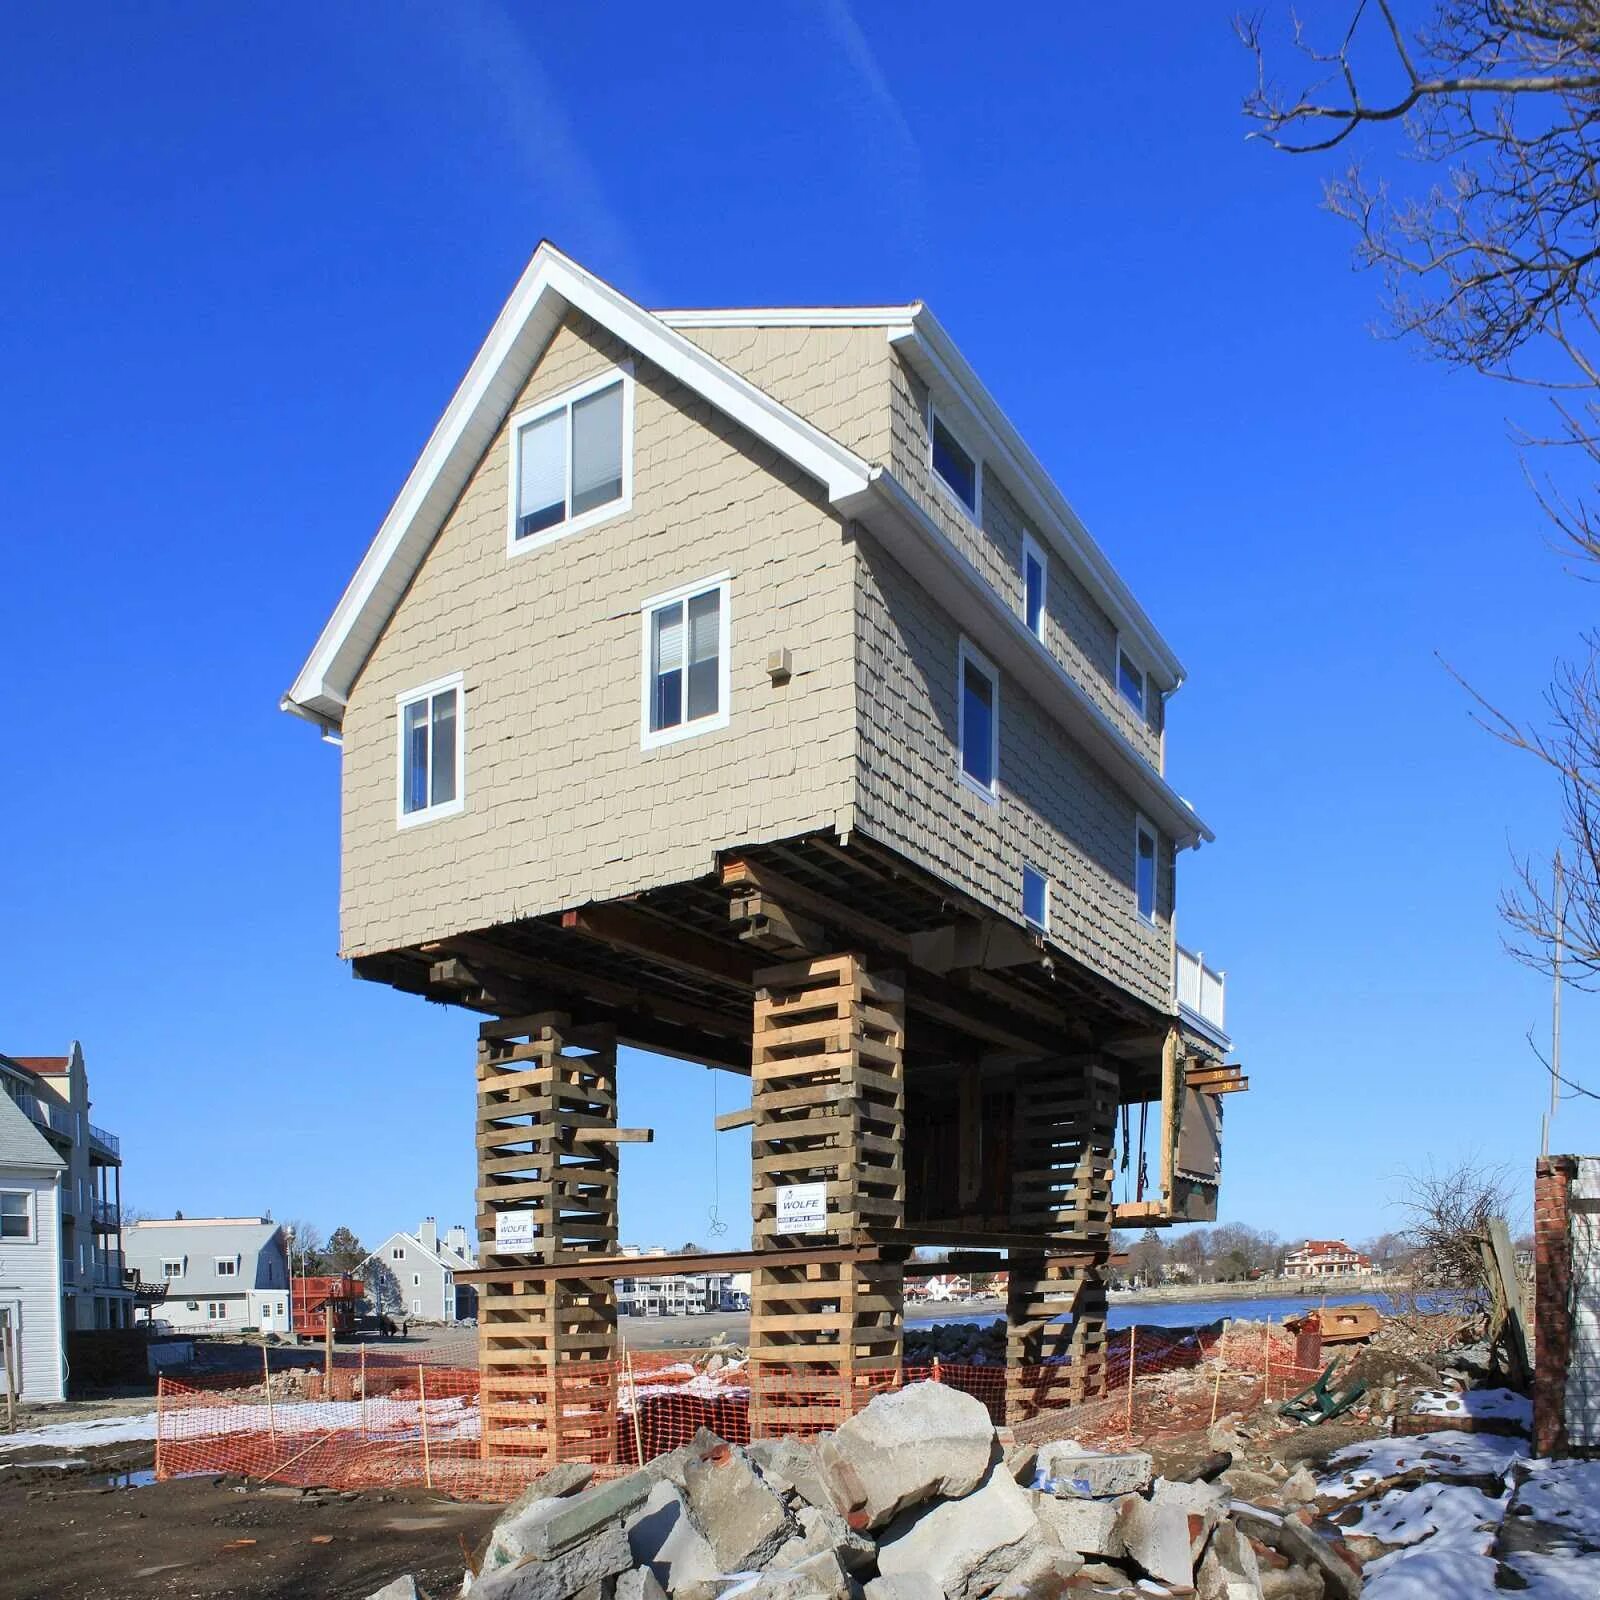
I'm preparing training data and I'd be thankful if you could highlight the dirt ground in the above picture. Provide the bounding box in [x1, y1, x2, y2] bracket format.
[0, 1439, 498, 1600]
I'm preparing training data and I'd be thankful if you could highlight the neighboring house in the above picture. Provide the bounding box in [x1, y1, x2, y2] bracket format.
[126, 1218, 293, 1332]
[1283, 1240, 1373, 1279]
[363, 1218, 476, 1321]
[0, 1089, 67, 1400]
[614, 1248, 738, 1317]
[0, 1044, 134, 1335]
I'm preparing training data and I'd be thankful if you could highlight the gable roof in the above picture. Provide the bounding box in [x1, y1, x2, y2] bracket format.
[366, 1228, 473, 1274]
[282, 245, 1212, 848]
[0, 1091, 66, 1170]
[125, 1218, 286, 1294]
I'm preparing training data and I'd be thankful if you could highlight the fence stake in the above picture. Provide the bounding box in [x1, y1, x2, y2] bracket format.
[324, 1304, 334, 1391]
[359, 1344, 368, 1441]
[2, 1320, 16, 1433]
[1210, 1317, 1229, 1427]
[154, 1377, 164, 1478]
[621, 1334, 644, 1467]
[1125, 1325, 1137, 1436]
[1263, 1322, 1272, 1406]
[263, 1342, 276, 1444]
[418, 1365, 433, 1490]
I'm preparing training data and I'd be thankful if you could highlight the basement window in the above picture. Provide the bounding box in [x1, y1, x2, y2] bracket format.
[957, 639, 999, 801]
[641, 576, 731, 749]
[0, 1191, 32, 1241]
[396, 673, 465, 827]
[1022, 533, 1046, 640]
[1022, 864, 1049, 931]
[930, 406, 979, 516]
[508, 367, 633, 553]
[1135, 818, 1157, 922]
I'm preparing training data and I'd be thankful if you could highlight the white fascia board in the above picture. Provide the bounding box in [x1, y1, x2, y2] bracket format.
[283, 245, 874, 728]
[657, 305, 920, 329]
[889, 314, 1185, 694]
[838, 470, 1214, 850]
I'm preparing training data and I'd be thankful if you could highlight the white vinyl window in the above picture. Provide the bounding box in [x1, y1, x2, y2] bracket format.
[1022, 864, 1049, 931]
[396, 673, 465, 827]
[957, 639, 999, 802]
[929, 404, 979, 518]
[1135, 817, 1158, 923]
[392, 1247, 405, 1260]
[162, 1258, 183, 1279]
[0, 1191, 32, 1241]
[507, 367, 634, 554]
[412, 1273, 421, 1287]
[641, 575, 731, 749]
[1118, 645, 1146, 716]
[1022, 533, 1046, 641]
[207, 1301, 226, 1320]
[215, 1256, 238, 1278]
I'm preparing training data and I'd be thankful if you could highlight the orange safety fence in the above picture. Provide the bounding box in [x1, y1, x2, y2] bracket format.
[154, 1320, 1325, 1502]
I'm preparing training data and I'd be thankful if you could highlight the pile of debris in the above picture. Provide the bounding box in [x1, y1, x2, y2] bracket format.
[364, 1381, 1364, 1599]
[902, 1320, 1006, 1365]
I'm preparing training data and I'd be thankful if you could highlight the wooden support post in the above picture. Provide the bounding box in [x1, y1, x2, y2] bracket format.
[263, 1342, 276, 1444]
[1125, 1325, 1137, 1435]
[1005, 1056, 1119, 1423]
[747, 953, 906, 1438]
[324, 1305, 334, 1390]
[418, 1365, 433, 1490]
[474, 1015, 620, 1465]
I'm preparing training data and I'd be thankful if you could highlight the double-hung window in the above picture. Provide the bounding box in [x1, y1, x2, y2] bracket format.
[1118, 646, 1146, 716]
[1022, 533, 1046, 640]
[396, 673, 464, 827]
[162, 1258, 183, 1279]
[1022, 864, 1049, 931]
[1135, 818, 1158, 922]
[0, 1191, 31, 1241]
[508, 367, 633, 553]
[641, 576, 731, 748]
[215, 1256, 238, 1278]
[930, 406, 978, 517]
[957, 639, 999, 800]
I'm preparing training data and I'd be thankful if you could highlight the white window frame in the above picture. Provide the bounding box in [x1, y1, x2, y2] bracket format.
[161, 1258, 183, 1279]
[639, 573, 732, 751]
[0, 1190, 34, 1243]
[956, 637, 1000, 804]
[215, 1255, 238, 1278]
[928, 401, 982, 522]
[505, 364, 635, 558]
[1021, 532, 1047, 641]
[395, 671, 466, 829]
[1022, 862, 1050, 932]
[1134, 814, 1159, 923]
[1116, 638, 1147, 718]
[392, 1246, 405, 1260]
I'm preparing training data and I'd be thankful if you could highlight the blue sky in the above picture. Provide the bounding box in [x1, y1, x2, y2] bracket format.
[3, 2, 1592, 1257]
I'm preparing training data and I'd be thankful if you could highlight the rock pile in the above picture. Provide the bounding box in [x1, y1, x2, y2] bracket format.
[902, 1321, 1006, 1366]
[366, 1382, 1363, 1599]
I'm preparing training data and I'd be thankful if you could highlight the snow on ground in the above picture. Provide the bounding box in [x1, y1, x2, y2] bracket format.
[1347, 1480, 1506, 1547]
[1514, 1456, 1600, 1547]
[1318, 1429, 1529, 1499]
[1409, 1386, 1533, 1427]
[0, 1413, 156, 1452]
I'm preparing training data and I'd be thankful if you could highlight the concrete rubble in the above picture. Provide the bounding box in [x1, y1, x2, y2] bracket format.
[364, 1379, 1369, 1599]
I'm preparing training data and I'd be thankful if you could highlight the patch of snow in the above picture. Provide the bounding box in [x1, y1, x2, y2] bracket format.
[1348, 1481, 1506, 1547]
[1513, 1457, 1600, 1547]
[0, 1414, 157, 1452]
[1318, 1429, 1528, 1499]
[1362, 1524, 1501, 1599]
[1410, 1387, 1532, 1429]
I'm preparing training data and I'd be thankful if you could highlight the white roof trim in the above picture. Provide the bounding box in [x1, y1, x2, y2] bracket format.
[657, 305, 919, 329]
[283, 244, 874, 724]
[890, 313, 1185, 693]
[838, 470, 1214, 850]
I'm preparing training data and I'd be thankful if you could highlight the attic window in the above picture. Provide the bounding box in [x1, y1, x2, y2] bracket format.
[396, 673, 465, 827]
[509, 367, 633, 554]
[930, 407, 978, 516]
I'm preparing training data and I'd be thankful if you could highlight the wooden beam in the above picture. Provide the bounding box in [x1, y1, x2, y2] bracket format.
[456, 1240, 901, 1285]
[714, 1107, 755, 1132]
[562, 1127, 653, 1145]
[561, 904, 754, 987]
[721, 857, 912, 955]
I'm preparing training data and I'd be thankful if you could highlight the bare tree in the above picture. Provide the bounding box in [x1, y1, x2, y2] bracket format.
[1241, 3, 1600, 1089]
[1396, 1156, 1512, 1291]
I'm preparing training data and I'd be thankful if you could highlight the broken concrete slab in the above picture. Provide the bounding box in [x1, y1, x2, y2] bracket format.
[877, 1461, 1043, 1600]
[1151, 1475, 1228, 1561]
[366, 1580, 423, 1600]
[477, 1466, 602, 1574]
[1118, 1490, 1195, 1589]
[615, 1571, 666, 1600]
[643, 1428, 728, 1492]
[1196, 1519, 1265, 1600]
[681, 1441, 793, 1571]
[1032, 1491, 1126, 1558]
[816, 1379, 997, 1530]
[989, 1544, 1085, 1596]
[623, 1480, 719, 1595]
[862, 1573, 944, 1600]
[469, 1519, 633, 1600]
[1036, 1444, 1153, 1499]
[768, 1503, 876, 1575]
[1233, 1508, 1361, 1600]
[747, 1436, 829, 1510]
[489, 1471, 658, 1570]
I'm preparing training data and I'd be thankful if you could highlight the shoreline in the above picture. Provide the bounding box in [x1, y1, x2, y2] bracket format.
[1109, 1275, 1401, 1305]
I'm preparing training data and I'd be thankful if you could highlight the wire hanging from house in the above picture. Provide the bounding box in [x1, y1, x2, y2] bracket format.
[706, 1074, 729, 1237]
[1135, 1100, 1150, 1202]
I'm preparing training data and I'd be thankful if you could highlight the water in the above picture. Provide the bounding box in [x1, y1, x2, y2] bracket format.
[906, 1289, 1454, 1333]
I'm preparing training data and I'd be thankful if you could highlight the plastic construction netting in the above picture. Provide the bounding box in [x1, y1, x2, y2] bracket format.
[155, 1322, 1325, 1502]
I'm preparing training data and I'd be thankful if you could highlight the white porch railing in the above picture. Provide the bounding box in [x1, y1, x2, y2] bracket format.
[1175, 943, 1227, 1036]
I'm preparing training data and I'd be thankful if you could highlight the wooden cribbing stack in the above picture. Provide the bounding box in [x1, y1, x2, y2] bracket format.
[475, 1013, 624, 1463]
[747, 953, 906, 1436]
[1005, 1057, 1120, 1421]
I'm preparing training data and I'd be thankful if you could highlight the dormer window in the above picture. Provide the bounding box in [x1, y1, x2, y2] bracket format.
[508, 367, 633, 554]
[162, 1257, 183, 1279]
[215, 1256, 238, 1277]
[929, 407, 978, 517]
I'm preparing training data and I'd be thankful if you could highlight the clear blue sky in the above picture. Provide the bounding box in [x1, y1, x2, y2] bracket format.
[3, 3, 1592, 1256]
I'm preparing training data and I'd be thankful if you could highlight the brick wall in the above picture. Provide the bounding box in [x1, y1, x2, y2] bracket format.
[1534, 1154, 1577, 1457]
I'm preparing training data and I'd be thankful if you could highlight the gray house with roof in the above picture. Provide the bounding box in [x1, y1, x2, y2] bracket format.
[0, 1091, 67, 1400]
[362, 1217, 476, 1322]
[125, 1217, 293, 1334]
